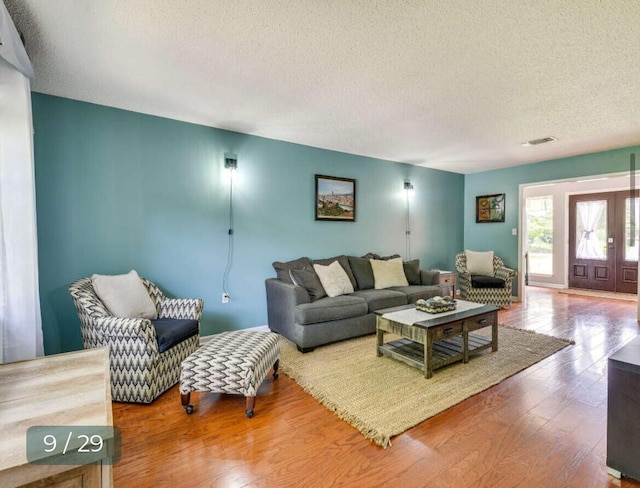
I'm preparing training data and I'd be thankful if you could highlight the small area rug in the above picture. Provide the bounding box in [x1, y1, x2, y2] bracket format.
[279, 326, 573, 448]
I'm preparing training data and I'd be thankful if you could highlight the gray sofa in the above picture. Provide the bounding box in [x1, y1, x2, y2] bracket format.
[265, 253, 449, 352]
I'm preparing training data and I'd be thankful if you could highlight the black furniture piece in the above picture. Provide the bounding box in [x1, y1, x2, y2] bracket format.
[607, 336, 640, 481]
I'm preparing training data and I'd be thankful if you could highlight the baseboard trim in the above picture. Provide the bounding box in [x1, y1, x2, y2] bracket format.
[527, 282, 565, 289]
[199, 325, 270, 345]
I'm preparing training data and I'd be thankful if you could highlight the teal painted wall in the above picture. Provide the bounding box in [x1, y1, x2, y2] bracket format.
[464, 145, 640, 293]
[32, 94, 464, 355]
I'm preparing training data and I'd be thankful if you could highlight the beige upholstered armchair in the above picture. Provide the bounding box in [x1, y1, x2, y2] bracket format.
[69, 271, 203, 403]
[455, 251, 517, 308]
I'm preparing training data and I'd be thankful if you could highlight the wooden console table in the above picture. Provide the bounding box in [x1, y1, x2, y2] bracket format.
[376, 301, 498, 378]
[0, 348, 114, 487]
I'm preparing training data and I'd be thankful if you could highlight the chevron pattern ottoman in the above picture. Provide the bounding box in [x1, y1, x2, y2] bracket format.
[180, 330, 280, 418]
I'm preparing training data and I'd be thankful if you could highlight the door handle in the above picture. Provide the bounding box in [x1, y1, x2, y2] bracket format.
[444, 327, 454, 335]
[478, 319, 487, 325]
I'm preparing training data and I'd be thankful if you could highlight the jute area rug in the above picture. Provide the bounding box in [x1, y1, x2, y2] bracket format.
[279, 326, 573, 448]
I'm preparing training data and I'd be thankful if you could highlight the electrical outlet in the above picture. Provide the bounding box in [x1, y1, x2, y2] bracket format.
[222, 293, 230, 304]
[512, 228, 517, 235]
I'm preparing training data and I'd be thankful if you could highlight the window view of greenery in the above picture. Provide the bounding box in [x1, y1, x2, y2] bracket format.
[526, 196, 553, 275]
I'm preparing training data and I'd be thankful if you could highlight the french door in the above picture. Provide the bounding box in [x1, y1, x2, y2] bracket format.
[568, 191, 639, 293]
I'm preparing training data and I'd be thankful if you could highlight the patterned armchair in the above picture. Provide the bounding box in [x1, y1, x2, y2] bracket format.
[455, 252, 517, 308]
[69, 276, 203, 403]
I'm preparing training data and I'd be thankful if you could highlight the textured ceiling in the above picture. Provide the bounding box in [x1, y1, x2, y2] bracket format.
[5, 0, 640, 174]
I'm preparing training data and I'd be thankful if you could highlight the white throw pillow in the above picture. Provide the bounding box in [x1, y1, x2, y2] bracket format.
[464, 250, 494, 276]
[313, 261, 354, 297]
[370, 257, 409, 289]
[92, 270, 158, 319]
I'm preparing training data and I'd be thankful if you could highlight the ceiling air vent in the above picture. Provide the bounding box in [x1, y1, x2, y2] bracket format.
[521, 136, 557, 147]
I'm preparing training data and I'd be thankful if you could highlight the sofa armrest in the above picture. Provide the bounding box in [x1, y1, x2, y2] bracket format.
[495, 266, 517, 281]
[496, 266, 517, 295]
[455, 265, 472, 291]
[92, 316, 159, 354]
[158, 297, 204, 321]
[420, 269, 440, 286]
[265, 278, 310, 338]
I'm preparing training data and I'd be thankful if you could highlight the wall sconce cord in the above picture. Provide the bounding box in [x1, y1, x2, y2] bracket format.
[405, 180, 413, 259]
[222, 156, 236, 297]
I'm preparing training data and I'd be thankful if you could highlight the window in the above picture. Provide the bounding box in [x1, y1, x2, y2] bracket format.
[526, 196, 554, 275]
[575, 200, 607, 260]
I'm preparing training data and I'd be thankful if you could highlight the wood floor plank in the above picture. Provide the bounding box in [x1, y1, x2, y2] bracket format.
[112, 287, 640, 487]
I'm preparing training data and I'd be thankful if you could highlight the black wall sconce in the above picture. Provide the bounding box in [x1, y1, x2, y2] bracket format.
[224, 153, 238, 170]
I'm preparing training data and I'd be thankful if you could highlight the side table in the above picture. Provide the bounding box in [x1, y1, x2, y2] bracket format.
[435, 270, 458, 298]
[0, 348, 114, 488]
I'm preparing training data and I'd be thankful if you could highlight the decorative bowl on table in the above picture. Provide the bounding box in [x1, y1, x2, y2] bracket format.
[416, 296, 457, 314]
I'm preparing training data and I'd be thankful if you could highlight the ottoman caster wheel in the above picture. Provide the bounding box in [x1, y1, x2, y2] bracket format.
[246, 409, 254, 418]
[185, 405, 194, 414]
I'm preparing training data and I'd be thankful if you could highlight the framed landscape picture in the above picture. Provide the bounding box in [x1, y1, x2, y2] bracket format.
[476, 193, 505, 223]
[315, 174, 356, 222]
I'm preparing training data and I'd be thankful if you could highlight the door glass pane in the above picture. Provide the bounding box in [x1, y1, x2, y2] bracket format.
[626, 197, 639, 261]
[576, 200, 607, 260]
[526, 196, 553, 275]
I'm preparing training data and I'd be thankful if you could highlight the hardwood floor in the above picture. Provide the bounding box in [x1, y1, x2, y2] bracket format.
[112, 287, 640, 487]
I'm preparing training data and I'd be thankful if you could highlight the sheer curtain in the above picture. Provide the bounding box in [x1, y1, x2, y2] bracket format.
[576, 200, 606, 260]
[0, 1, 43, 362]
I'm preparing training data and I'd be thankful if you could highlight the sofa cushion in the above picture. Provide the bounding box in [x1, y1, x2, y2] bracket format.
[150, 318, 198, 353]
[289, 267, 327, 301]
[420, 269, 439, 286]
[362, 254, 419, 286]
[272, 257, 312, 284]
[350, 288, 407, 312]
[390, 285, 444, 304]
[312, 255, 358, 290]
[471, 275, 505, 289]
[313, 260, 355, 297]
[348, 255, 375, 290]
[295, 295, 368, 325]
[91, 270, 158, 319]
[403, 259, 421, 285]
[465, 250, 494, 276]
[370, 258, 409, 289]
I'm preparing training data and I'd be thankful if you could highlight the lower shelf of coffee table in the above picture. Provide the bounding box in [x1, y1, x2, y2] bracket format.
[378, 333, 492, 372]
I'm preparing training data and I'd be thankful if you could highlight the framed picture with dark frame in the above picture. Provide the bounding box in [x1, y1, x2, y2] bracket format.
[315, 174, 356, 222]
[476, 193, 505, 223]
